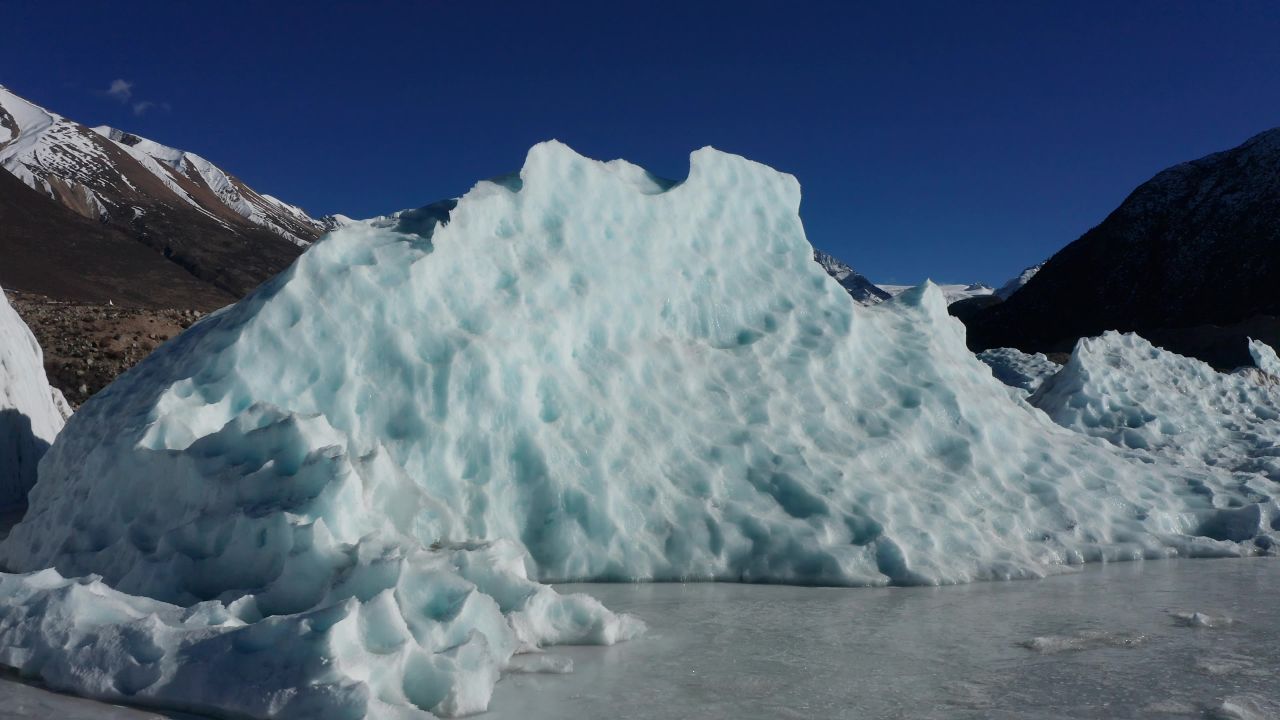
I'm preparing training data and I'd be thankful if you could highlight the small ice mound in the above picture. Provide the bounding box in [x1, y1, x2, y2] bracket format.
[1197, 502, 1280, 546]
[1170, 610, 1234, 628]
[1208, 694, 1279, 720]
[977, 347, 1061, 393]
[504, 653, 574, 674]
[940, 680, 995, 710]
[1248, 337, 1280, 377]
[1142, 699, 1202, 716]
[1020, 629, 1146, 654]
[0, 543, 641, 720]
[1033, 331, 1280, 484]
[1193, 653, 1270, 678]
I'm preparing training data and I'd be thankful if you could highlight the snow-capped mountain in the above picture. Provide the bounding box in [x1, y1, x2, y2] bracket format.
[878, 282, 994, 304]
[318, 213, 357, 232]
[86, 126, 322, 246]
[966, 127, 1280, 367]
[813, 250, 891, 305]
[0, 86, 323, 245]
[995, 262, 1043, 300]
[0, 84, 320, 300]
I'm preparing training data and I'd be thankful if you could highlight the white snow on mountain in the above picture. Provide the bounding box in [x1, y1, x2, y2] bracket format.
[1032, 332, 1280, 489]
[995, 262, 1044, 300]
[0, 85, 322, 245]
[977, 347, 1061, 393]
[878, 282, 995, 304]
[0, 85, 115, 219]
[0, 289, 68, 510]
[813, 250, 891, 305]
[89, 126, 319, 246]
[1, 142, 1277, 719]
[319, 212, 358, 231]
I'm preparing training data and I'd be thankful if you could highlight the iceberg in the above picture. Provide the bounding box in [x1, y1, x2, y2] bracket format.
[0, 288, 67, 510]
[1, 142, 1277, 719]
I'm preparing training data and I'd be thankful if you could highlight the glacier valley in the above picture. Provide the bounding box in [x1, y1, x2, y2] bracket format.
[0, 142, 1277, 719]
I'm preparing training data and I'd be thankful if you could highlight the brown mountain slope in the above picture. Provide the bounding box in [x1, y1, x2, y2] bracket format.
[0, 84, 315, 302]
[0, 169, 233, 310]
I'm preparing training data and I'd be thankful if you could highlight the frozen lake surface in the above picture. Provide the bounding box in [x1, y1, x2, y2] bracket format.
[492, 559, 1280, 720]
[1, 557, 1277, 720]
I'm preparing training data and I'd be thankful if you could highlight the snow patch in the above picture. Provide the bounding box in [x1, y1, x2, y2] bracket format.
[995, 262, 1043, 300]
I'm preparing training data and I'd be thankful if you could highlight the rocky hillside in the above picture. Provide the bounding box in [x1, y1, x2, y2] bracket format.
[5, 290, 205, 407]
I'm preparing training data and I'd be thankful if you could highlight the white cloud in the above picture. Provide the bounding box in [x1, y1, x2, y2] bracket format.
[105, 79, 133, 102]
[98, 80, 169, 117]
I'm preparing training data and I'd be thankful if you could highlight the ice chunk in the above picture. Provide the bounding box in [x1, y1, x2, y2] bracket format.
[0, 288, 67, 509]
[1210, 694, 1279, 720]
[1169, 609, 1234, 628]
[977, 347, 1060, 393]
[1020, 629, 1146, 653]
[1247, 337, 1280, 377]
[0, 543, 639, 719]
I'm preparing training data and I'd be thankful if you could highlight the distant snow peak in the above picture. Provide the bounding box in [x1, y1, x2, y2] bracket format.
[319, 213, 357, 232]
[813, 249, 891, 305]
[996, 262, 1044, 300]
[877, 281, 995, 304]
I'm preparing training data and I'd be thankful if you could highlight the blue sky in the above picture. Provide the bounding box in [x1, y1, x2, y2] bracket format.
[4, 1, 1279, 284]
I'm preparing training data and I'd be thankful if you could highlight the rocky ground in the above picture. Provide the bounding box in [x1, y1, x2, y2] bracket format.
[6, 290, 206, 407]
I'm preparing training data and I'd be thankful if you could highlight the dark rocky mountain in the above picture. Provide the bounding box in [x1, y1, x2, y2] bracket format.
[994, 262, 1043, 300]
[0, 84, 319, 305]
[965, 128, 1280, 368]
